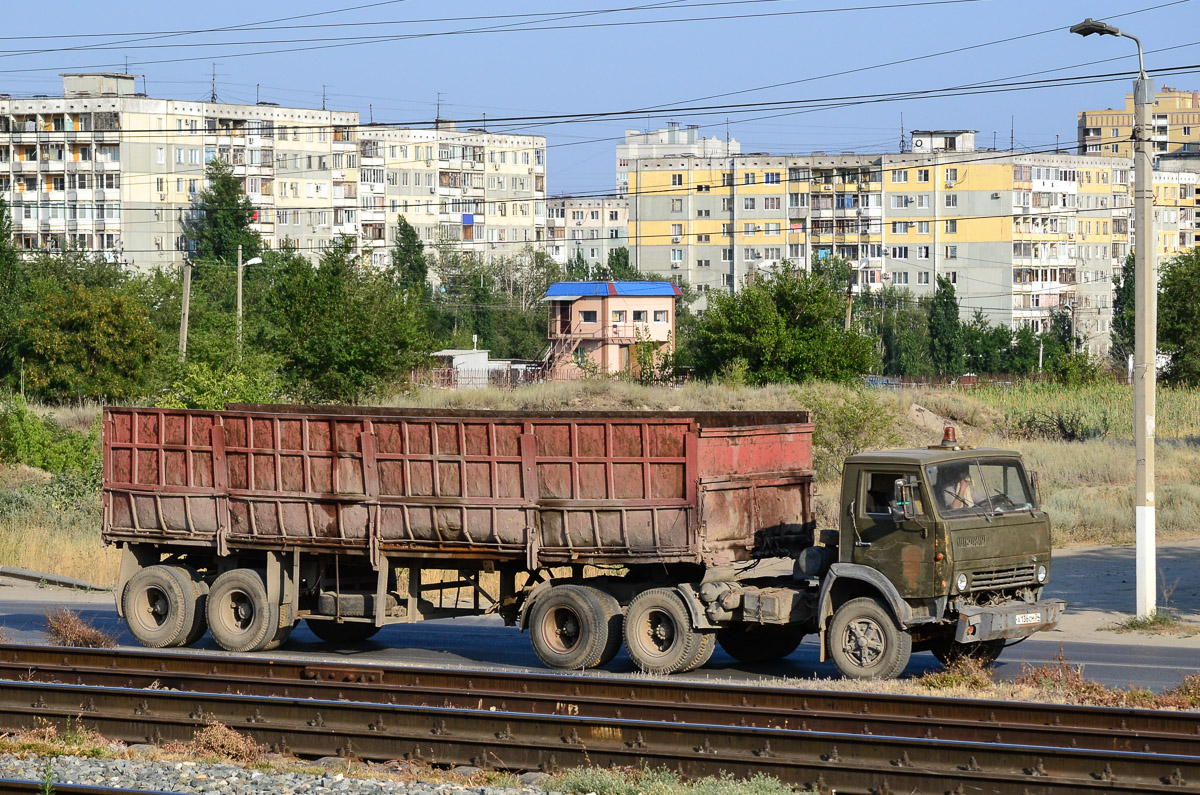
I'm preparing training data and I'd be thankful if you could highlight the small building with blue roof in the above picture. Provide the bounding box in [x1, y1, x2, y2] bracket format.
[542, 281, 680, 375]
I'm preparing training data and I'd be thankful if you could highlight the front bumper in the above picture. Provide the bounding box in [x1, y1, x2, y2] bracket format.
[954, 598, 1065, 644]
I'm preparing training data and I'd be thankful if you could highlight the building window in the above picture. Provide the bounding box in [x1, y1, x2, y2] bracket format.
[891, 170, 908, 183]
[744, 198, 755, 210]
[945, 194, 958, 208]
[916, 168, 930, 183]
[744, 173, 756, 185]
[945, 245, 958, 259]
[894, 271, 909, 285]
[945, 168, 958, 185]
[947, 271, 957, 283]
[917, 245, 930, 259]
[671, 174, 683, 186]
[654, 310, 668, 322]
[917, 195, 930, 208]
[633, 310, 648, 323]
[917, 221, 930, 234]
[764, 197, 780, 210]
[696, 259, 710, 268]
[945, 220, 957, 233]
[918, 271, 930, 284]
[764, 172, 781, 184]
[671, 198, 683, 212]
[580, 310, 597, 324]
[891, 246, 908, 259]
[612, 310, 627, 323]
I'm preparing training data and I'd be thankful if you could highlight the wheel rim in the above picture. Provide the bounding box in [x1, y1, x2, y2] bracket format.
[841, 616, 886, 668]
[134, 585, 171, 631]
[217, 588, 256, 635]
[541, 605, 582, 654]
[638, 607, 678, 660]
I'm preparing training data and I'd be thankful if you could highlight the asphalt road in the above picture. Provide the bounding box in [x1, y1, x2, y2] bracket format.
[1, 589, 1196, 693]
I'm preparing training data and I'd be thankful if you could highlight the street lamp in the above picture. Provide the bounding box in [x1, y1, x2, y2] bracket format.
[1072, 17, 1157, 618]
[237, 245, 263, 357]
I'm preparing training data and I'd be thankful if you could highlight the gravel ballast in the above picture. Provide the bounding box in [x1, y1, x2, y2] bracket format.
[0, 753, 544, 794]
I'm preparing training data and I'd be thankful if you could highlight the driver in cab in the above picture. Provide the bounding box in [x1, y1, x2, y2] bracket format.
[939, 463, 976, 513]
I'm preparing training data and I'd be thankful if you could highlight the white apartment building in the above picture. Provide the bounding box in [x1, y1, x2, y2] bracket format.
[616, 122, 739, 195]
[0, 74, 547, 269]
[546, 196, 627, 267]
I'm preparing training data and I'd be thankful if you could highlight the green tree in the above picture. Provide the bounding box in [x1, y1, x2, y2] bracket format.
[389, 216, 429, 292]
[962, 309, 1011, 374]
[690, 270, 877, 384]
[1003, 325, 1041, 374]
[0, 199, 24, 385]
[258, 239, 430, 402]
[184, 159, 262, 263]
[1110, 251, 1135, 367]
[927, 275, 965, 377]
[605, 246, 641, 280]
[1158, 248, 1200, 385]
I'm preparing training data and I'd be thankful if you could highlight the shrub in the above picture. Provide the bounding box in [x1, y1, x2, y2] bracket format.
[154, 358, 282, 411]
[0, 395, 100, 475]
[793, 385, 901, 478]
[44, 608, 116, 649]
[1014, 409, 1110, 442]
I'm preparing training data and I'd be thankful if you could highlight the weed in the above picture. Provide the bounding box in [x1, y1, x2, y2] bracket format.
[546, 766, 803, 795]
[919, 657, 995, 691]
[43, 608, 116, 649]
[39, 759, 53, 795]
[1109, 610, 1200, 636]
[166, 722, 266, 765]
[1165, 673, 1200, 707]
[1015, 409, 1110, 442]
[5, 718, 110, 759]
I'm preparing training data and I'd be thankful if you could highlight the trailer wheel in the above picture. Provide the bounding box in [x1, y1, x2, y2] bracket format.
[828, 596, 912, 680]
[122, 565, 196, 648]
[529, 585, 611, 670]
[931, 638, 1005, 668]
[717, 624, 805, 664]
[206, 569, 279, 653]
[623, 588, 708, 675]
[305, 619, 381, 644]
[588, 587, 624, 667]
[171, 566, 209, 646]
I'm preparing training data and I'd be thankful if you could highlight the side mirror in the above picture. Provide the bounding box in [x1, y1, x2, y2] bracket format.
[1029, 470, 1042, 506]
[891, 478, 916, 521]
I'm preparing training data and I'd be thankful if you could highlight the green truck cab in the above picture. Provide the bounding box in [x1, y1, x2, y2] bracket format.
[816, 435, 1064, 679]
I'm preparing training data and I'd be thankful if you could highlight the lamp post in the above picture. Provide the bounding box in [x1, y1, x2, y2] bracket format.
[1071, 17, 1157, 618]
[236, 245, 263, 359]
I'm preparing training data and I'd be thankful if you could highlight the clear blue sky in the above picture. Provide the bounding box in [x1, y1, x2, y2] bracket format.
[5, 0, 1197, 194]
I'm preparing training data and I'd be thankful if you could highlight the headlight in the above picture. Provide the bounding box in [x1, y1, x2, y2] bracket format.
[956, 573, 968, 592]
[1036, 565, 1048, 583]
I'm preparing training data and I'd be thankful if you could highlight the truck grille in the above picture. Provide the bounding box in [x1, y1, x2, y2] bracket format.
[970, 564, 1036, 589]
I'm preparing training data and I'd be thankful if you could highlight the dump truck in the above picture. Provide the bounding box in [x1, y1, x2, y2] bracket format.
[103, 405, 1062, 679]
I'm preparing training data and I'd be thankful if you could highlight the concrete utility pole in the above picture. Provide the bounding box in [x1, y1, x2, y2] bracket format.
[1072, 17, 1157, 618]
[179, 259, 192, 362]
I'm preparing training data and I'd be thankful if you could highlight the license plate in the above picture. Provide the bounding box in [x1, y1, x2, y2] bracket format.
[1015, 612, 1042, 626]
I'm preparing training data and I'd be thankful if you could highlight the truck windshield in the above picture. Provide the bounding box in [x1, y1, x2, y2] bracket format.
[926, 458, 1035, 517]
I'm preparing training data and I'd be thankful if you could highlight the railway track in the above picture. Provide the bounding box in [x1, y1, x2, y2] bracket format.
[0, 644, 1196, 794]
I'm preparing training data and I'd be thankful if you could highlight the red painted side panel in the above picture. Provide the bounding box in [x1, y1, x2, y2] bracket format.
[103, 407, 815, 566]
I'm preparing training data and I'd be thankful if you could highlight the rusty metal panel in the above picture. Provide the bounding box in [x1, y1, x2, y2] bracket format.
[103, 407, 816, 566]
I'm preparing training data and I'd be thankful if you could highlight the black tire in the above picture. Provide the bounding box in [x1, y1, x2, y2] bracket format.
[931, 638, 1005, 667]
[528, 585, 611, 670]
[717, 624, 806, 664]
[623, 588, 707, 675]
[680, 630, 717, 673]
[305, 618, 381, 644]
[588, 586, 624, 667]
[122, 565, 196, 648]
[827, 596, 912, 680]
[206, 569, 279, 653]
[171, 566, 209, 647]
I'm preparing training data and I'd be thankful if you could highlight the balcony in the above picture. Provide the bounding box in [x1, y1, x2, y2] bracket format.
[547, 320, 652, 346]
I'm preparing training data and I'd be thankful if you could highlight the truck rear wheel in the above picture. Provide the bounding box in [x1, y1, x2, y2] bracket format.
[590, 587, 624, 667]
[828, 596, 911, 680]
[718, 624, 805, 664]
[173, 566, 209, 646]
[932, 638, 1005, 667]
[624, 588, 709, 675]
[306, 618, 381, 644]
[529, 585, 613, 670]
[206, 569, 279, 653]
[122, 565, 196, 648]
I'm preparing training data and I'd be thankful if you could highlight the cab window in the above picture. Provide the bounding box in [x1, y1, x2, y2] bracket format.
[926, 458, 1034, 517]
[861, 471, 905, 517]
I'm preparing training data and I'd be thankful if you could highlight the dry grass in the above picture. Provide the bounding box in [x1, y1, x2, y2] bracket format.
[163, 722, 266, 765]
[1108, 611, 1200, 636]
[44, 608, 116, 649]
[0, 719, 114, 759]
[26, 401, 103, 435]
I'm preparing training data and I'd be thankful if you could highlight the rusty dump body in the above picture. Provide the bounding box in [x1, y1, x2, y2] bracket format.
[102, 405, 816, 569]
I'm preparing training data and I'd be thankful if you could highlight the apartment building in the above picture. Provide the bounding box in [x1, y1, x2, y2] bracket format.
[356, 124, 547, 266]
[1078, 85, 1200, 159]
[617, 123, 739, 195]
[546, 196, 627, 267]
[625, 130, 1192, 357]
[0, 74, 547, 270]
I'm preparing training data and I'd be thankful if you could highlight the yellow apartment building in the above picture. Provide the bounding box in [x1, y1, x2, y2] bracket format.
[1078, 86, 1200, 159]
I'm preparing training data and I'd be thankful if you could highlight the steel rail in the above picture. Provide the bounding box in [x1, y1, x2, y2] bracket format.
[0, 644, 1195, 758]
[0, 677, 1196, 795]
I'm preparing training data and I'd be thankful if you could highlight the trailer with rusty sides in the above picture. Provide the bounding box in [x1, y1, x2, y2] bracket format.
[104, 405, 818, 673]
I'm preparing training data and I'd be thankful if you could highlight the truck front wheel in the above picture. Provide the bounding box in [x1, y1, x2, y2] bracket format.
[624, 588, 713, 675]
[828, 596, 912, 680]
[931, 638, 1005, 667]
[206, 569, 280, 653]
[718, 624, 805, 664]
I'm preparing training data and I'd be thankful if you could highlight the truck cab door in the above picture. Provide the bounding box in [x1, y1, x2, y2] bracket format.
[849, 469, 933, 599]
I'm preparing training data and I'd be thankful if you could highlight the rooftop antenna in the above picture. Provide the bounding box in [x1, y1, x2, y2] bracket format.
[124, 56, 129, 75]
[369, 104, 373, 124]
[482, 112, 486, 132]
[1010, 116, 1014, 152]
[436, 92, 442, 123]
[256, 83, 260, 105]
[993, 130, 997, 150]
[141, 75, 147, 95]
[1056, 133, 1060, 153]
[322, 85, 327, 110]
[210, 63, 217, 103]
[899, 112, 906, 153]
